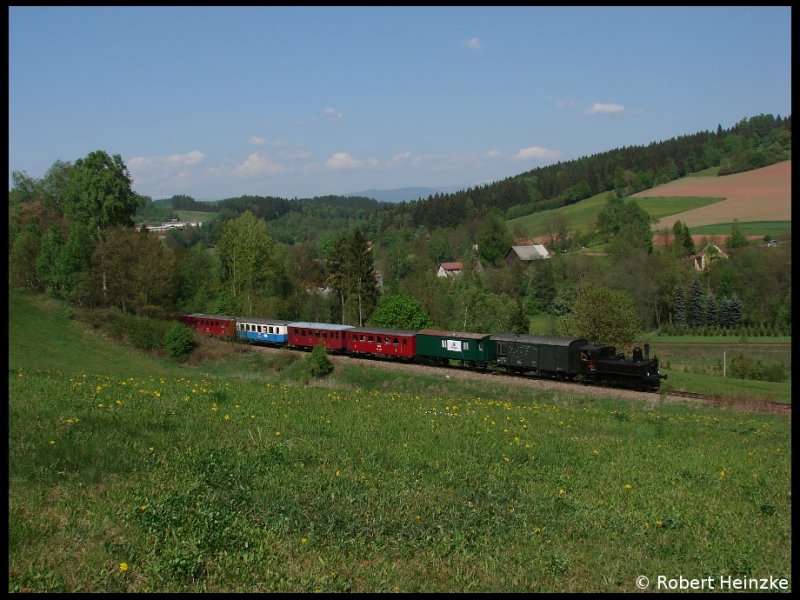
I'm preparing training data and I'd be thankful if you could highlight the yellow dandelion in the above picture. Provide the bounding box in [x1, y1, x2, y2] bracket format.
[275, 431, 282, 437]
[223, 414, 230, 421]
[559, 488, 566, 496]
[592, 450, 599, 456]
[415, 515, 422, 521]
[119, 562, 128, 572]
[300, 537, 308, 545]
[655, 519, 663, 528]
[719, 470, 726, 479]
[48, 440, 55, 446]
[625, 484, 633, 491]
[335, 470, 341, 477]
[148, 447, 154, 453]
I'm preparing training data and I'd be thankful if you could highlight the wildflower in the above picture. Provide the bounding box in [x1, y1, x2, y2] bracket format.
[148, 447, 154, 453]
[559, 488, 566, 496]
[48, 440, 55, 446]
[335, 470, 341, 477]
[224, 414, 230, 421]
[719, 470, 726, 479]
[119, 562, 128, 572]
[300, 537, 308, 545]
[275, 431, 281, 437]
[592, 450, 599, 456]
[655, 519, 663, 528]
[415, 515, 422, 521]
[624, 484, 633, 491]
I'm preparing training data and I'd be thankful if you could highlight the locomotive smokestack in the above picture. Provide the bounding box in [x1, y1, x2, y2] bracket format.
[644, 343, 650, 360]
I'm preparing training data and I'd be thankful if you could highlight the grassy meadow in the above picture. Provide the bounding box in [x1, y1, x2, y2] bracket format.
[8, 290, 792, 592]
[507, 191, 723, 241]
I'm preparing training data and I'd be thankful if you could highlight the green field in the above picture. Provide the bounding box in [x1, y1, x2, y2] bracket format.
[691, 221, 791, 238]
[175, 210, 219, 223]
[507, 192, 723, 240]
[8, 290, 792, 592]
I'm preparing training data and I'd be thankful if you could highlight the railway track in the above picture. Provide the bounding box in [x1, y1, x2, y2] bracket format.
[247, 344, 790, 416]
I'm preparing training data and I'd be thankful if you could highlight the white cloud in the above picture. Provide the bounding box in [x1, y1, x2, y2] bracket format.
[325, 152, 379, 170]
[463, 37, 482, 50]
[486, 149, 502, 159]
[129, 150, 205, 170]
[323, 106, 345, 122]
[555, 99, 577, 110]
[385, 151, 412, 168]
[249, 136, 266, 145]
[584, 102, 625, 115]
[233, 154, 284, 177]
[512, 146, 562, 161]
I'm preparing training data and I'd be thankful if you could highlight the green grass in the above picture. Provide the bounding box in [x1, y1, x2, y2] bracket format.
[507, 192, 723, 240]
[691, 221, 791, 237]
[8, 290, 793, 592]
[175, 210, 219, 223]
[633, 196, 725, 221]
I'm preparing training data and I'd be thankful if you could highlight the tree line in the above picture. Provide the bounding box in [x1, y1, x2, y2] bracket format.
[9, 112, 792, 351]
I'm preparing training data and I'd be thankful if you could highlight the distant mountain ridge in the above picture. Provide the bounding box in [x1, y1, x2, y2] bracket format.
[349, 185, 469, 203]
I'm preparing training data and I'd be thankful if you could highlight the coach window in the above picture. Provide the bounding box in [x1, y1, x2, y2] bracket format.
[464, 342, 469, 350]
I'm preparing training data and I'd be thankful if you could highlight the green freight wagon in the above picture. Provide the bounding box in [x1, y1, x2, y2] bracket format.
[415, 330, 494, 367]
[490, 334, 588, 378]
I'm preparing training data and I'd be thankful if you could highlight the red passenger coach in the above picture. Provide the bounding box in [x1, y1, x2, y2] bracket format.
[345, 327, 417, 359]
[287, 322, 354, 352]
[179, 313, 236, 338]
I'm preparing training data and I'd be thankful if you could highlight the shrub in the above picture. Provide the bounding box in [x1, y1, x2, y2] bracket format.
[306, 343, 334, 378]
[164, 322, 197, 360]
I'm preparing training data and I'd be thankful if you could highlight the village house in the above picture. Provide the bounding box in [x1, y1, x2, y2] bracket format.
[693, 243, 728, 272]
[504, 244, 551, 267]
[436, 261, 484, 278]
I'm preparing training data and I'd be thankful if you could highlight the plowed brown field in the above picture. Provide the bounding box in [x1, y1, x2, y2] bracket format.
[633, 160, 791, 230]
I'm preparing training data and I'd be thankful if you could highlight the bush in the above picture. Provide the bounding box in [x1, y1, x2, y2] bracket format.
[306, 343, 334, 378]
[164, 322, 197, 360]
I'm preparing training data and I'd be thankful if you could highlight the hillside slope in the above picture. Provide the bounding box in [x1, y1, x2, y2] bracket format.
[633, 160, 791, 230]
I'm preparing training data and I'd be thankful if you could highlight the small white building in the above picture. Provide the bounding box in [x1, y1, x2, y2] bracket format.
[505, 244, 550, 266]
[437, 262, 464, 278]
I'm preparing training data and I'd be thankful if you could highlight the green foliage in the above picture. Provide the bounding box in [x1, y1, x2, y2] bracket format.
[305, 343, 334, 378]
[217, 210, 277, 315]
[729, 354, 788, 382]
[368, 294, 433, 330]
[163, 323, 197, 360]
[726, 219, 748, 249]
[557, 286, 641, 352]
[63, 150, 144, 239]
[327, 227, 379, 326]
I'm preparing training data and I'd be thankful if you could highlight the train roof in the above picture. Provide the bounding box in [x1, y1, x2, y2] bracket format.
[417, 329, 492, 340]
[490, 333, 588, 347]
[183, 313, 235, 321]
[287, 321, 355, 331]
[235, 317, 294, 326]
[347, 326, 418, 337]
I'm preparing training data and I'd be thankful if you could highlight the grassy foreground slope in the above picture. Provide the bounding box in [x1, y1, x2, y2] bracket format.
[8, 291, 792, 592]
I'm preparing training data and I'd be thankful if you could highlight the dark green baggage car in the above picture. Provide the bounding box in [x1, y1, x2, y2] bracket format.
[490, 334, 588, 378]
[415, 330, 494, 368]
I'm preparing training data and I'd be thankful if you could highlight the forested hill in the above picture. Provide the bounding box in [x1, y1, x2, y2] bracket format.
[384, 113, 791, 231]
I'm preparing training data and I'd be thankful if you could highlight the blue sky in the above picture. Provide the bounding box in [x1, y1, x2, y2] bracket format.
[9, 6, 791, 201]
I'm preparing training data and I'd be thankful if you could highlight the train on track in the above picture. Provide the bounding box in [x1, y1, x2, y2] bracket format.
[179, 313, 667, 391]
